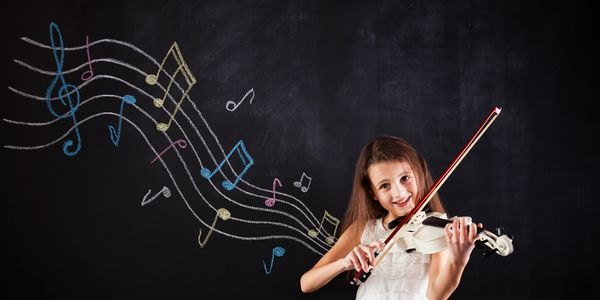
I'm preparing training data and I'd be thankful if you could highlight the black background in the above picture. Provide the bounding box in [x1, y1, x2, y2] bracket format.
[1, 0, 597, 299]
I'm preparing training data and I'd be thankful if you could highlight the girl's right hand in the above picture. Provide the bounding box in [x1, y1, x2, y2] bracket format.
[342, 241, 384, 272]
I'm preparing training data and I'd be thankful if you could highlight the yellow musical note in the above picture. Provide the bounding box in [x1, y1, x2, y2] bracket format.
[146, 42, 197, 132]
[308, 210, 340, 244]
[198, 208, 231, 248]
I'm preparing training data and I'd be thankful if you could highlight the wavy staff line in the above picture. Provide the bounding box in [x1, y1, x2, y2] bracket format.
[7, 82, 333, 249]
[4, 90, 332, 252]
[11, 60, 338, 246]
[5, 108, 325, 254]
[16, 37, 336, 243]
[14, 57, 144, 76]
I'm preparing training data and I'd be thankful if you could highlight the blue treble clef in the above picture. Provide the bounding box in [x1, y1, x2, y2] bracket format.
[45, 22, 82, 156]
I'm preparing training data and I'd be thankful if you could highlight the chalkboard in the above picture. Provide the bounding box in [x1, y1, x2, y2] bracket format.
[2, 0, 597, 299]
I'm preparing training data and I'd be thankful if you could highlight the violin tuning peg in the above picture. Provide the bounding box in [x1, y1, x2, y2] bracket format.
[495, 226, 505, 236]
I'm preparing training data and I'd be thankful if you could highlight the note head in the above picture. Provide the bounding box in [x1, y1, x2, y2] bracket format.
[225, 101, 237, 112]
[293, 181, 301, 188]
[308, 229, 318, 238]
[123, 95, 136, 104]
[146, 74, 158, 85]
[200, 168, 211, 178]
[156, 123, 169, 131]
[265, 198, 275, 207]
[217, 208, 231, 220]
[301, 186, 308, 193]
[222, 181, 234, 190]
[273, 247, 286, 257]
[153, 98, 164, 108]
[326, 236, 335, 245]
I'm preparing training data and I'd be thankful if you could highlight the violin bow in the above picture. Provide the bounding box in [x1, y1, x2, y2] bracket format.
[350, 106, 502, 286]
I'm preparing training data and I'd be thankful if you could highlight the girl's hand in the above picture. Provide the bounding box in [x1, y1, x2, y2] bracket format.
[342, 241, 384, 272]
[444, 217, 481, 267]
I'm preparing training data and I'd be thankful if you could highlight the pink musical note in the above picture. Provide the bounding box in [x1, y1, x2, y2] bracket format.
[265, 178, 282, 207]
[150, 139, 187, 164]
[81, 35, 94, 81]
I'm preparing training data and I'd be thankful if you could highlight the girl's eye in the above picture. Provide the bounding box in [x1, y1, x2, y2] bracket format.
[379, 183, 390, 190]
[400, 175, 411, 182]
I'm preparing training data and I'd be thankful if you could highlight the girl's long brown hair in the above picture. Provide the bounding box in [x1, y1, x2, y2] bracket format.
[341, 136, 446, 242]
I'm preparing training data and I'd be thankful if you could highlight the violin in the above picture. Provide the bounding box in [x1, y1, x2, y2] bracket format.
[388, 211, 514, 257]
[350, 107, 514, 286]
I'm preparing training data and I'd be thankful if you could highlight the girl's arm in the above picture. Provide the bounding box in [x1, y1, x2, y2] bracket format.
[300, 223, 382, 293]
[426, 218, 479, 300]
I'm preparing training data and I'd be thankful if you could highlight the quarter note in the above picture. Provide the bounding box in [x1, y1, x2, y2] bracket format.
[80, 35, 94, 81]
[108, 95, 136, 146]
[308, 210, 340, 244]
[226, 88, 255, 112]
[262, 246, 286, 275]
[265, 178, 282, 207]
[150, 139, 187, 164]
[200, 140, 254, 191]
[293, 172, 312, 192]
[198, 208, 231, 248]
[141, 186, 171, 206]
[146, 42, 196, 132]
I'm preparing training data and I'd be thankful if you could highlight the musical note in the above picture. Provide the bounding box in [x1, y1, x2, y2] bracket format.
[293, 172, 312, 193]
[265, 178, 282, 207]
[80, 35, 94, 81]
[200, 140, 254, 191]
[308, 210, 340, 244]
[141, 186, 171, 206]
[45, 22, 82, 156]
[198, 208, 231, 248]
[226, 88, 255, 112]
[145, 42, 196, 132]
[262, 246, 286, 275]
[150, 139, 187, 164]
[108, 95, 136, 146]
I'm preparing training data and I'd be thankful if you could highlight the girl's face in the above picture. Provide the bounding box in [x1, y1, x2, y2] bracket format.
[368, 160, 418, 225]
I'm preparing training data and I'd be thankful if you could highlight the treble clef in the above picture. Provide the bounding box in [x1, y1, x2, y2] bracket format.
[45, 22, 82, 156]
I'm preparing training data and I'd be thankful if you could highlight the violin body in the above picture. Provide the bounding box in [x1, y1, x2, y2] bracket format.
[392, 212, 514, 257]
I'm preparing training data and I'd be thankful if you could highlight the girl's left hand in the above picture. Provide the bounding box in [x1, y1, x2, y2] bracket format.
[444, 217, 482, 267]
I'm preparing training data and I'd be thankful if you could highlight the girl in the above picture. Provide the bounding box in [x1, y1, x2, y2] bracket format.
[300, 136, 480, 300]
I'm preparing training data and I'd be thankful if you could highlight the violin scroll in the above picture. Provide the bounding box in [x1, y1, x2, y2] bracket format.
[475, 226, 514, 257]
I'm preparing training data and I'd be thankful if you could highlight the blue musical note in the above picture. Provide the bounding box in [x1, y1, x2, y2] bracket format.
[200, 140, 254, 190]
[108, 95, 136, 146]
[45, 22, 82, 156]
[263, 246, 285, 275]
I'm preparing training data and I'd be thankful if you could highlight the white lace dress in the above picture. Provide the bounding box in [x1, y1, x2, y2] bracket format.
[355, 218, 431, 300]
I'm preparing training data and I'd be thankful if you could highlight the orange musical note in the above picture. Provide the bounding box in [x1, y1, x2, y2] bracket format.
[308, 210, 340, 244]
[146, 42, 196, 132]
[198, 208, 231, 248]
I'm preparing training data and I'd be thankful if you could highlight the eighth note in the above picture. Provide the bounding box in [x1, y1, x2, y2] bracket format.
[293, 172, 312, 193]
[226, 88, 255, 112]
[150, 139, 188, 164]
[308, 210, 340, 245]
[141, 186, 171, 206]
[108, 95, 136, 146]
[198, 208, 231, 248]
[200, 140, 254, 191]
[145, 42, 196, 132]
[262, 246, 286, 275]
[265, 178, 282, 207]
[80, 35, 94, 81]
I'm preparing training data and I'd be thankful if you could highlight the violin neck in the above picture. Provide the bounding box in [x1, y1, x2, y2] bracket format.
[422, 216, 484, 234]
